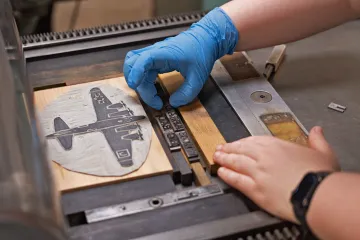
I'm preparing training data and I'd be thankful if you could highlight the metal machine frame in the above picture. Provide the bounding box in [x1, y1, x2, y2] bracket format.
[23, 11, 306, 240]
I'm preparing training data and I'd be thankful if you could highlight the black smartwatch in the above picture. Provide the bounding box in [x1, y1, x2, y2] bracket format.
[291, 172, 331, 228]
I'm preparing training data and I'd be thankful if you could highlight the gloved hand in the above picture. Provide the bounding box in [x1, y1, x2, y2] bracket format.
[123, 7, 239, 109]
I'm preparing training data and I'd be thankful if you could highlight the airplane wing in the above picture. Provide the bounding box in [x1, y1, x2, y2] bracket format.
[90, 87, 132, 121]
[101, 124, 141, 167]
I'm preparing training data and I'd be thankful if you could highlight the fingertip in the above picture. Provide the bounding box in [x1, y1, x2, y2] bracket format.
[139, 92, 163, 110]
[169, 96, 183, 108]
[217, 167, 237, 184]
[150, 96, 164, 110]
[217, 167, 227, 176]
[213, 151, 221, 162]
[311, 126, 323, 134]
[216, 144, 223, 151]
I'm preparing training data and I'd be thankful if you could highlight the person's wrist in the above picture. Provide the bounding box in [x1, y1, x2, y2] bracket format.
[194, 7, 239, 59]
[291, 171, 333, 228]
[306, 172, 339, 233]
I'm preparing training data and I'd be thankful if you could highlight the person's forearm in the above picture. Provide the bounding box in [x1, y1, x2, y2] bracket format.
[221, 0, 360, 50]
[307, 172, 360, 240]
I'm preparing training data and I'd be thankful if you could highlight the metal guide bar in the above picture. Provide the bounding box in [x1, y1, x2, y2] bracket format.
[210, 58, 308, 137]
[22, 11, 206, 55]
[85, 184, 223, 223]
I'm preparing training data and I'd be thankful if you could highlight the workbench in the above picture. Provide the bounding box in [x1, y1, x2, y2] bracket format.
[23, 11, 360, 239]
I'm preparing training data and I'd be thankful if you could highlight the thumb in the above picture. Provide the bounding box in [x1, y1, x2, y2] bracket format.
[308, 126, 333, 156]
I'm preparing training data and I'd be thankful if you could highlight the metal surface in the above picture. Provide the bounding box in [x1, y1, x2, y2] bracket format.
[22, 11, 206, 59]
[85, 184, 223, 223]
[264, 65, 275, 80]
[69, 192, 250, 240]
[153, 84, 202, 184]
[19, 9, 360, 240]
[199, 78, 250, 142]
[247, 20, 360, 172]
[328, 102, 346, 113]
[131, 211, 286, 240]
[269, 45, 287, 69]
[211, 58, 308, 137]
[140, 97, 182, 184]
[157, 93, 200, 164]
[264, 45, 286, 80]
[172, 150, 193, 186]
[62, 174, 175, 215]
[0, 0, 65, 239]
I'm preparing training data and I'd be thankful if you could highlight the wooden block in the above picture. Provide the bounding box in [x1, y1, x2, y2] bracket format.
[35, 77, 172, 192]
[158, 72, 226, 174]
[191, 162, 211, 186]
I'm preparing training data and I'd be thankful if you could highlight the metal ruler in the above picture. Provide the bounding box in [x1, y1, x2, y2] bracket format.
[211, 52, 308, 146]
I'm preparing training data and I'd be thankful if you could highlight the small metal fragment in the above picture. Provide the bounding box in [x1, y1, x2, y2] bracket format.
[328, 102, 346, 113]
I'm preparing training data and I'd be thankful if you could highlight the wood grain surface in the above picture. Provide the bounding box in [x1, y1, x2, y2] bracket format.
[35, 77, 172, 192]
[191, 162, 211, 186]
[158, 72, 225, 174]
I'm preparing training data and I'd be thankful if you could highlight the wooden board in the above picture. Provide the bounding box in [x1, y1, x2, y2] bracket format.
[191, 162, 211, 186]
[158, 72, 226, 174]
[35, 77, 172, 192]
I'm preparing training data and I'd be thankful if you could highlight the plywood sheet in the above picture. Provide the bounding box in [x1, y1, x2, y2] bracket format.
[35, 77, 172, 192]
[158, 72, 225, 174]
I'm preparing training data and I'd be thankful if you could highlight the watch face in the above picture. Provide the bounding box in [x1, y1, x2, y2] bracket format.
[292, 174, 318, 206]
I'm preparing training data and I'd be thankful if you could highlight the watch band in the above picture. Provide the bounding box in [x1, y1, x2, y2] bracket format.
[291, 172, 332, 229]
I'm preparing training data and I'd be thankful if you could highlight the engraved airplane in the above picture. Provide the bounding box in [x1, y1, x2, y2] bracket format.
[46, 87, 145, 167]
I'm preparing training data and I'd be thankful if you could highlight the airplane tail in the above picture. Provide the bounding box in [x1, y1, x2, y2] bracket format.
[54, 117, 73, 150]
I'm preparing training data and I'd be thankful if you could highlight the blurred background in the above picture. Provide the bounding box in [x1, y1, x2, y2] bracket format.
[10, 0, 230, 36]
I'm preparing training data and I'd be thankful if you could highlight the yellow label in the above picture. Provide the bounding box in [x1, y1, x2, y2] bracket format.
[261, 113, 308, 146]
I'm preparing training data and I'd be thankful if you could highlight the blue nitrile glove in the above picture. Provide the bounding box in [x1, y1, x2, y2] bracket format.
[123, 7, 238, 110]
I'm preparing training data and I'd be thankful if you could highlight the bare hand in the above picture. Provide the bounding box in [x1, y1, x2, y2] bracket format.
[213, 126, 339, 222]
